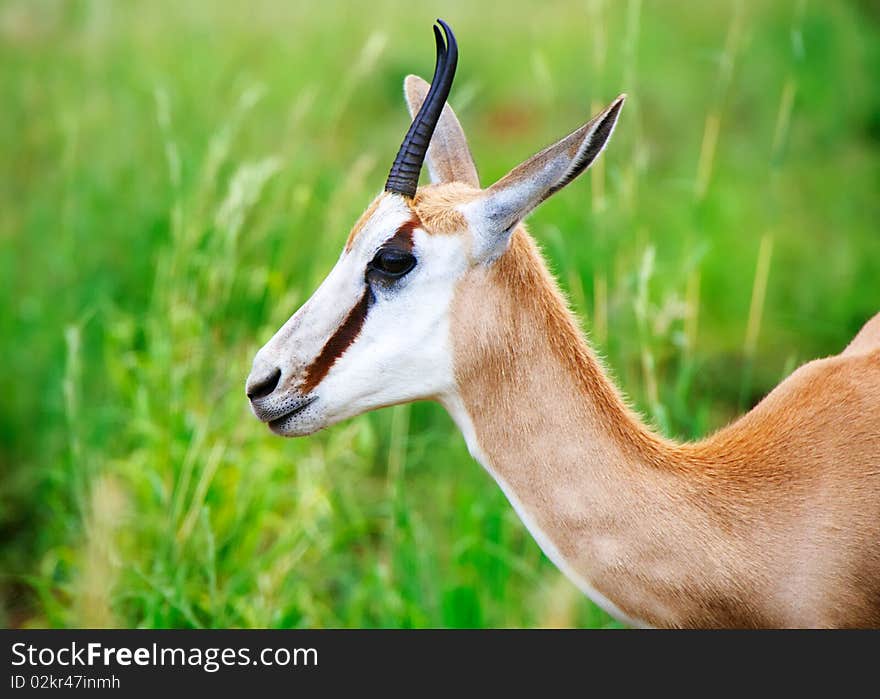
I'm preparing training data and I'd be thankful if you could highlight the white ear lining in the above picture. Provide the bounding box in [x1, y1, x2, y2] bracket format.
[463, 96, 625, 262]
[550, 99, 624, 197]
[551, 132, 597, 195]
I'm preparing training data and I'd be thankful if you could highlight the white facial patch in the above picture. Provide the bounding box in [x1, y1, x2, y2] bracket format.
[317, 226, 469, 425]
[249, 193, 470, 436]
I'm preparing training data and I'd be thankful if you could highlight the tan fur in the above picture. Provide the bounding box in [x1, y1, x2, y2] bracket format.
[842, 312, 880, 356]
[411, 183, 480, 234]
[345, 184, 479, 251]
[450, 226, 880, 628]
[340, 76, 879, 626]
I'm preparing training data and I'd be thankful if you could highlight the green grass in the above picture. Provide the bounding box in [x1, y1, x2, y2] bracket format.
[1, 0, 878, 628]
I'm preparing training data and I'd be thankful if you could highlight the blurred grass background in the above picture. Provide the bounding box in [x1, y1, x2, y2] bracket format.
[1, 0, 878, 628]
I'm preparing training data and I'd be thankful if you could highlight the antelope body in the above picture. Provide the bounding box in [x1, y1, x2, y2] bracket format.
[247, 21, 880, 628]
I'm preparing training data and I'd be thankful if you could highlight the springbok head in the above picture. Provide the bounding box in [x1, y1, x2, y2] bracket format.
[247, 19, 624, 437]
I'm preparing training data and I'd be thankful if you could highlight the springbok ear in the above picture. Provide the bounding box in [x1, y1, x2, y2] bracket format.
[404, 74, 480, 187]
[465, 95, 625, 260]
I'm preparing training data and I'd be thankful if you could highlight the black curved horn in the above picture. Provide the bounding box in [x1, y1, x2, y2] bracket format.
[385, 19, 458, 198]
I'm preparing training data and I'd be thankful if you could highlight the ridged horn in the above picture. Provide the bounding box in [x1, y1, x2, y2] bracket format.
[384, 19, 458, 198]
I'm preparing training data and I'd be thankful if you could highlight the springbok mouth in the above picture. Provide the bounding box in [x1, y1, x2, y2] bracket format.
[267, 397, 318, 430]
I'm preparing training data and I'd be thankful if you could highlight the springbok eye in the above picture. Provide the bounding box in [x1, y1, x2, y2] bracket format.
[368, 249, 417, 279]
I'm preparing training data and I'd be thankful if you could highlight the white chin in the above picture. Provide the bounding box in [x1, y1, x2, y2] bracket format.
[268, 422, 319, 438]
[266, 407, 324, 438]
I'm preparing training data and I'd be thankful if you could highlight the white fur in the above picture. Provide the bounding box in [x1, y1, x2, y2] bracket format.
[248, 194, 469, 436]
[317, 228, 468, 424]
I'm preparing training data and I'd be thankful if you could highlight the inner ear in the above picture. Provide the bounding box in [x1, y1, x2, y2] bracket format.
[464, 95, 625, 257]
[404, 75, 480, 188]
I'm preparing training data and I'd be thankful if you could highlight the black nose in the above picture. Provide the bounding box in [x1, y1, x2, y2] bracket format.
[247, 367, 281, 400]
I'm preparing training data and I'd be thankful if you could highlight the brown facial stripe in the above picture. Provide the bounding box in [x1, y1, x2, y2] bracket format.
[301, 217, 421, 394]
[301, 289, 371, 394]
[383, 216, 420, 251]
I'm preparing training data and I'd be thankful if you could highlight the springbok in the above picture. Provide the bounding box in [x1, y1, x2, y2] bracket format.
[247, 20, 880, 628]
